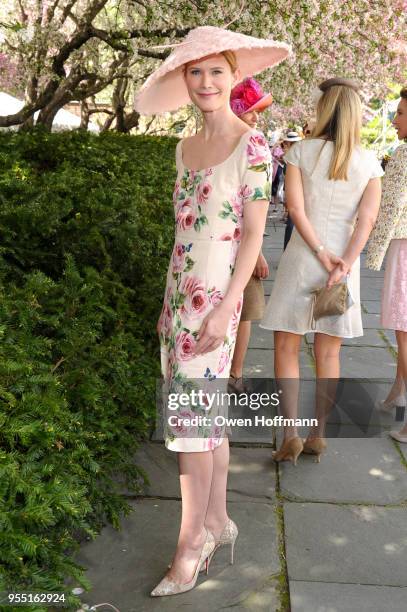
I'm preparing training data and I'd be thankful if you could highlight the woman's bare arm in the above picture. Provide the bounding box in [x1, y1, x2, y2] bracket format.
[327, 177, 381, 287]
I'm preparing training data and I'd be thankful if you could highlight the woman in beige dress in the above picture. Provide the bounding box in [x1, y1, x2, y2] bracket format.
[260, 78, 383, 463]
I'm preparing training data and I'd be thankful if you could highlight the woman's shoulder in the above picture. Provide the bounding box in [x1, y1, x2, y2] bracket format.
[241, 127, 269, 146]
[242, 128, 271, 166]
[390, 142, 407, 164]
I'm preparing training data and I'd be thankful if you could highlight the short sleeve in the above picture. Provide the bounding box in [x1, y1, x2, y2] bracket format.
[241, 130, 272, 204]
[284, 141, 301, 167]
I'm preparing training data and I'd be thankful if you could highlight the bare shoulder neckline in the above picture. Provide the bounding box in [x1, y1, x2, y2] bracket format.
[179, 128, 255, 173]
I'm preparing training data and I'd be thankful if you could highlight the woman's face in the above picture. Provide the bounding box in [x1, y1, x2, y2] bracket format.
[392, 98, 407, 140]
[183, 54, 238, 114]
[239, 110, 259, 128]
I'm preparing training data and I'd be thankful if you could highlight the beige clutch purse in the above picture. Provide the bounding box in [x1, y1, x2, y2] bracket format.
[311, 276, 354, 329]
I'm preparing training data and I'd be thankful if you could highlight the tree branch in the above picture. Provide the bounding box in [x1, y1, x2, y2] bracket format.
[90, 26, 131, 52]
[128, 27, 191, 39]
[137, 49, 170, 60]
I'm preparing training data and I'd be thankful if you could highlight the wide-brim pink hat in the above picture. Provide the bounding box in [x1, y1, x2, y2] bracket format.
[134, 26, 291, 115]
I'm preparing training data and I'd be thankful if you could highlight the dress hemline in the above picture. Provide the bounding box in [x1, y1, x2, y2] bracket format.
[258, 323, 364, 339]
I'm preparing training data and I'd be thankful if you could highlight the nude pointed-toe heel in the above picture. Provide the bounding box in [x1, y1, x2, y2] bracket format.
[272, 437, 304, 466]
[151, 530, 215, 597]
[302, 437, 327, 463]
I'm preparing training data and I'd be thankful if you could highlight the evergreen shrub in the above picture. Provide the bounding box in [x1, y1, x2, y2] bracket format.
[0, 129, 176, 607]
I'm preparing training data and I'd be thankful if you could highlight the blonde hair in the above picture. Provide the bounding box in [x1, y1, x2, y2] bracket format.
[183, 50, 238, 74]
[313, 84, 362, 180]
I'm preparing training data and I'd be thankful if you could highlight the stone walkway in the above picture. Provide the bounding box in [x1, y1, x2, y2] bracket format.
[73, 214, 407, 612]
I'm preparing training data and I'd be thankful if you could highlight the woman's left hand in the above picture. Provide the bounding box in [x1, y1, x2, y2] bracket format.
[253, 252, 269, 279]
[194, 305, 233, 355]
[326, 261, 351, 288]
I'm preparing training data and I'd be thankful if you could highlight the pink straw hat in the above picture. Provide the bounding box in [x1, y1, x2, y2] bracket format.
[134, 26, 291, 115]
[230, 77, 273, 116]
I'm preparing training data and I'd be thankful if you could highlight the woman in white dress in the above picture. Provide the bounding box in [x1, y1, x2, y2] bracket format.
[260, 78, 383, 463]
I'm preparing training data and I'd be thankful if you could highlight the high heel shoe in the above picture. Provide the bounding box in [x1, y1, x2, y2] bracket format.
[151, 529, 215, 597]
[168, 518, 238, 571]
[272, 437, 304, 466]
[212, 517, 239, 565]
[389, 430, 407, 444]
[302, 437, 327, 463]
[378, 394, 406, 413]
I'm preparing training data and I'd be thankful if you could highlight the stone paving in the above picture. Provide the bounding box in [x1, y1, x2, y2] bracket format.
[73, 214, 407, 612]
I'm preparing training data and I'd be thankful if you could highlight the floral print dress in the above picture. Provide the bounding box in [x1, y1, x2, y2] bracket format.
[157, 129, 271, 452]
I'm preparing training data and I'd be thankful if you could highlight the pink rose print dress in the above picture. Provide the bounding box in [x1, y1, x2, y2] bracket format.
[157, 129, 271, 452]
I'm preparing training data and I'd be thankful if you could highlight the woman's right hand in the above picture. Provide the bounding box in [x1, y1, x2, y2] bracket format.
[317, 249, 345, 273]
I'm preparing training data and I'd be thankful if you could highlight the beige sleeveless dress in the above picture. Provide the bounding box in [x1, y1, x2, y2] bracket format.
[260, 138, 383, 338]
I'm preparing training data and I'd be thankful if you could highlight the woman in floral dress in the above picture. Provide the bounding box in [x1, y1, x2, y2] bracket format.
[366, 86, 407, 443]
[135, 26, 290, 597]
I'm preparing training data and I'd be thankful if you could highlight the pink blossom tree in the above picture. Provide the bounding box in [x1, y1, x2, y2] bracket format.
[0, 0, 405, 130]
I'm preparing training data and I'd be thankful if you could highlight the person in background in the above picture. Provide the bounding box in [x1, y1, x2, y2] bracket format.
[302, 118, 316, 138]
[228, 77, 273, 393]
[281, 131, 302, 250]
[260, 78, 383, 464]
[366, 86, 407, 444]
[271, 140, 285, 208]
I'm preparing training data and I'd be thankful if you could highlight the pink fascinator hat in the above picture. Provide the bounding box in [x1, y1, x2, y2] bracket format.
[134, 26, 291, 115]
[230, 77, 273, 116]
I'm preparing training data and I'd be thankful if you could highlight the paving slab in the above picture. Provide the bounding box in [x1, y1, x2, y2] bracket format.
[396, 439, 407, 463]
[361, 284, 385, 301]
[244, 348, 314, 377]
[122, 443, 277, 501]
[339, 347, 396, 378]
[250, 322, 275, 349]
[382, 329, 397, 346]
[74, 499, 281, 612]
[361, 313, 382, 329]
[362, 300, 381, 314]
[277, 438, 407, 504]
[284, 503, 407, 586]
[360, 267, 385, 278]
[290, 581, 407, 612]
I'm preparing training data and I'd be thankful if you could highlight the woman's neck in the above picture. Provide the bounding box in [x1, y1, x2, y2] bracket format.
[199, 108, 249, 141]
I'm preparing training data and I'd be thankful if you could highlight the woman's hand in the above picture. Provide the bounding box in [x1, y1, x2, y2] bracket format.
[327, 261, 351, 288]
[194, 305, 233, 356]
[253, 252, 269, 279]
[317, 249, 346, 273]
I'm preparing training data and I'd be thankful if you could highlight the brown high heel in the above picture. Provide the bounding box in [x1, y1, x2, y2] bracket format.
[272, 437, 304, 466]
[302, 437, 327, 463]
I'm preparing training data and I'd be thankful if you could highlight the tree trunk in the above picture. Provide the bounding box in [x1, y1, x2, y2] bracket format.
[80, 100, 90, 130]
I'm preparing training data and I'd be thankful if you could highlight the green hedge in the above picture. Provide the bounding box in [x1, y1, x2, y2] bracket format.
[0, 129, 176, 608]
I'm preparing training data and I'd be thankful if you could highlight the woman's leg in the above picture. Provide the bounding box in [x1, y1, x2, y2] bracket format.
[385, 330, 407, 403]
[274, 331, 302, 441]
[230, 321, 251, 380]
[308, 333, 342, 439]
[394, 330, 407, 435]
[203, 437, 230, 540]
[168, 450, 213, 583]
